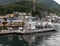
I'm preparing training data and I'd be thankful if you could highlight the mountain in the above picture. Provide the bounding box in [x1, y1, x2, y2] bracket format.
[0, 0, 60, 6]
[0, 0, 22, 5]
[0, 0, 60, 10]
[37, 0, 60, 11]
[0, 0, 15, 5]
[0, 0, 60, 8]
[0, 0, 60, 15]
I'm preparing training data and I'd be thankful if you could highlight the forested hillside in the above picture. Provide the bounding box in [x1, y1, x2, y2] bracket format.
[0, 0, 60, 15]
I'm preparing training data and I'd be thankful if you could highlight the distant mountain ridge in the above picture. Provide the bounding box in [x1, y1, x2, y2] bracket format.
[37, 0, 60, 12]
[0, 0, 59, 5]
[0, 0, 17, 5]
[36, 0, 60, 12]
[0, 0, 60, 14]
[0, 0, 60, 9]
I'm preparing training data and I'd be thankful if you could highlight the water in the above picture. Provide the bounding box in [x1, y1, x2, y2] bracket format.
[0, 30, 58, 46]
[0, 32, 56, 46]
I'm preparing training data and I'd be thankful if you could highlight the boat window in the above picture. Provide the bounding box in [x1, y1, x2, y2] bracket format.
[4, 18, 7, 21]
[19, 22, 24, 27]
[2, 22, 7, 25]
[32, 18, 37, 21]
[0, 21, 1, 23]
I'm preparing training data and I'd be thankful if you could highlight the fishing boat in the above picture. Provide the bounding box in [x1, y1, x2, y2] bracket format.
[46, 15, 60, 31]
[0, 12, 56, 35]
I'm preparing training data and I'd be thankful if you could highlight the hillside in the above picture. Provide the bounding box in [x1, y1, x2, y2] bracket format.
[0, 0, 60, 15]
[37, 0, 60, 12]
[0, 0, 15, 5]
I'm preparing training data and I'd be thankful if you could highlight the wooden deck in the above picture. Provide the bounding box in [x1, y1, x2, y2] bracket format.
[0, 28, 56, 35]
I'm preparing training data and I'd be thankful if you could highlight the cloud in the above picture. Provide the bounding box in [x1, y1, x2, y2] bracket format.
[54, 0, 60, 4]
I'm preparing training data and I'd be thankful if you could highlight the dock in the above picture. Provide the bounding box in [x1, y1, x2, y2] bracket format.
[0, 28, 56, 35]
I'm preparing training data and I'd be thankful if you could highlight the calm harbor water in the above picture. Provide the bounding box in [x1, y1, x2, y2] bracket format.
[0, 30, 59, 46]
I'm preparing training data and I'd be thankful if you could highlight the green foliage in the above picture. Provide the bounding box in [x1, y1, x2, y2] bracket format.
[0, 0, 60, 16]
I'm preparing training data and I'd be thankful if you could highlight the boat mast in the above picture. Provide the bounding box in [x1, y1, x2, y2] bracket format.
[33, 0, 35, 12]
[32, 0, 36, 17]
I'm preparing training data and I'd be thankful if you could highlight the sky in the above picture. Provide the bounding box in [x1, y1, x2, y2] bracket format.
[54, 0, 60, 4]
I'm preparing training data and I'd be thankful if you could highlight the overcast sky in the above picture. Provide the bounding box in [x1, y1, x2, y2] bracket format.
[54, 0, 60, 4]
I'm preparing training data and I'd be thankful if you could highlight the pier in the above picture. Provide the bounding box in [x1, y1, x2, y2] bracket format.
[0, 28, 56, 35]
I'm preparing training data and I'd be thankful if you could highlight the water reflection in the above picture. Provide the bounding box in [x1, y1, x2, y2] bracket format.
[8, 35, 13, 41]
[0, 32, 56, 46]
[41, 32, 60, 46]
